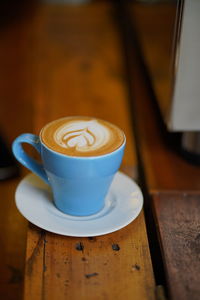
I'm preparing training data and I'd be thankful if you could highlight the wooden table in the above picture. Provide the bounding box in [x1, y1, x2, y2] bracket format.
[0, 2, 155, 300]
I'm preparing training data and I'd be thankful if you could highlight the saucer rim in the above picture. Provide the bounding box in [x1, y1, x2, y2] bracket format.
[15, 171, 143, 237]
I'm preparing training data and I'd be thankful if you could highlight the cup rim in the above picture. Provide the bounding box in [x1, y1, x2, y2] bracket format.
[39, 117, 126, 160]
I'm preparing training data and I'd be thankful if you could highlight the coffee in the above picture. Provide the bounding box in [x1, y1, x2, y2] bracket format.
[41, 117, 125, 157]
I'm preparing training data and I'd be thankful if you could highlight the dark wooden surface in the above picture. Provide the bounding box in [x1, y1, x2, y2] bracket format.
[153, 192, 200, 300]
[128, 3, 200, 300]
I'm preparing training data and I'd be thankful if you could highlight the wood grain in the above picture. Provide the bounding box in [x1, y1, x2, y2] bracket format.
[24, 225, 45, 300]
[25, 211, 154, 300]
[153, 192, 200, 300]
[22, 2, 155, 300]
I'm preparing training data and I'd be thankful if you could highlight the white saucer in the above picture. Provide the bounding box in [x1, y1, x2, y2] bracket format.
[15, 171, 143, 237]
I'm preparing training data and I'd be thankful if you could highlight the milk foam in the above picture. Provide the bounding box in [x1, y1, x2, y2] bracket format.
[54, 120, 110, 152]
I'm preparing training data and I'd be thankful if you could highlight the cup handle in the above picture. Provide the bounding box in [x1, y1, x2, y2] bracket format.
[12, 133, 49, 184]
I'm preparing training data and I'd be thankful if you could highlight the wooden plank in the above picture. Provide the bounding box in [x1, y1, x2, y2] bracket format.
[24, 225, 45, 300]
[25, 211, 155, 300]
[152, 192, 200, 300]
[23, 2, 155, 300]
[43, 211, 153, 300]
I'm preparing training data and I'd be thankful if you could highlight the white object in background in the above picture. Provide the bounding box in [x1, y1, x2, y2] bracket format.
[169, 0, 200, 131]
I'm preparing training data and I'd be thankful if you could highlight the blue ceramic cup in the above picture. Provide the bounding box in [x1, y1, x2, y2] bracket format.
[12, 124, 126, 216]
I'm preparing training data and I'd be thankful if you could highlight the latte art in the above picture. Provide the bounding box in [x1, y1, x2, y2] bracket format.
[41, 117, 125, 157]
[54, 120, 110, 152]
